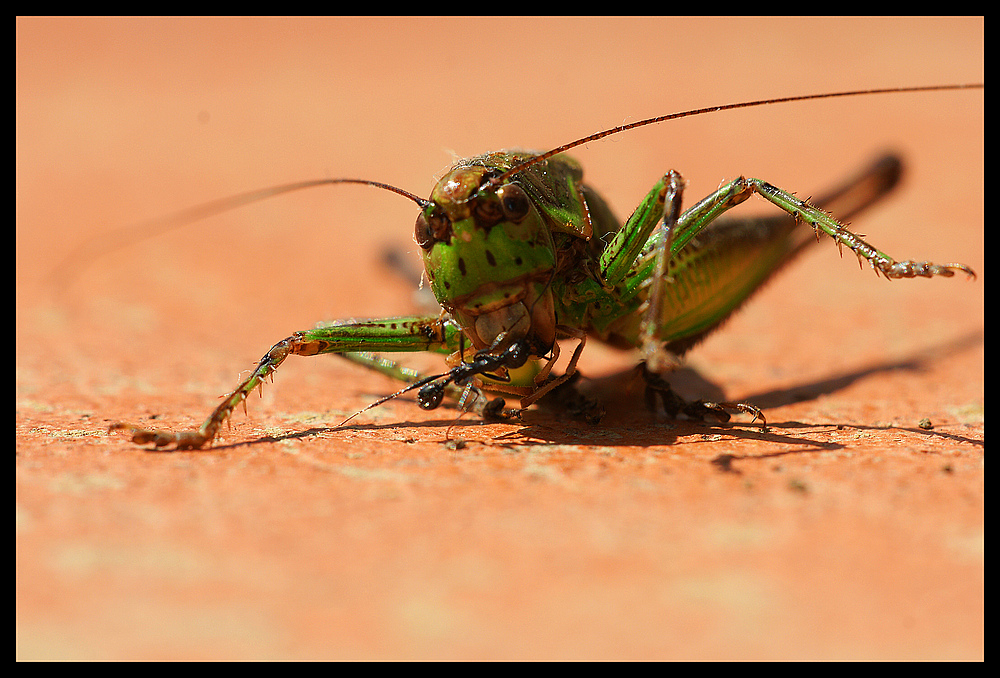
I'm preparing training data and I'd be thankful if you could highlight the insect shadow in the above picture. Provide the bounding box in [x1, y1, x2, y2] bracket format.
[742, 328, 982, 412]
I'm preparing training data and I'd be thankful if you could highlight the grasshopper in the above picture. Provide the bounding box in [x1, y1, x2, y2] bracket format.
[106, 85, 981, 449]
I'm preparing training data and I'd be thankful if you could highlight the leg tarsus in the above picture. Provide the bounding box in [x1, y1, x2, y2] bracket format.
[751, 178, 976, 280]
[109, 334, 299, 450]
[641, 363, 765, 429]
[481, 397, 523, 423]
[696, 401, 767, 429]
[108, 422, 213, 450]
[535, 370, 606, 425]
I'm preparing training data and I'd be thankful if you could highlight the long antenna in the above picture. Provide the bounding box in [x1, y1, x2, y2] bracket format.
[484, 84, 984, 190]
[49, 178, 428, 290]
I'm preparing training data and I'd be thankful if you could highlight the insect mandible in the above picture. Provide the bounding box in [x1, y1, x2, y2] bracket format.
[100, 84, 982, 449]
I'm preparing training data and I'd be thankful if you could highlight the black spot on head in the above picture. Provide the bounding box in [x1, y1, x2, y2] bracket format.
[485, 250, 497, 266]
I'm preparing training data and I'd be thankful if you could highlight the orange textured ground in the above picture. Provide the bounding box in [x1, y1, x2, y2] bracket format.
[17, 18, 982, 659]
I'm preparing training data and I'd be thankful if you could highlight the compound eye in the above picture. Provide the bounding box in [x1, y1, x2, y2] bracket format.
[499, 184, 530, 222]
[472, 195, 503, 226]
[414, 212, 433, 250]
[414, 209, 451, 250]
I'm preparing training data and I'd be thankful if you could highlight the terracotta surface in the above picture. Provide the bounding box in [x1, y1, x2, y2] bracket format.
[17, 18, 983, 660]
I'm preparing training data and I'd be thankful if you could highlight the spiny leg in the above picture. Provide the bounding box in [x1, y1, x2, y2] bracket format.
[637, 170, 685, 374]
[634, 173, 766, 426]
[630, 155, 969, 362]
[110, 315, 460, 449]
[602, 158, 973, 427]
[110, 333, 306, 450]
[591, 168, 766, 424]
[630, 162, 975, 349]
[752, 177, 975, 279]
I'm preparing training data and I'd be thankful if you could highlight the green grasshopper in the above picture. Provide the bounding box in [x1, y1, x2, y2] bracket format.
[108, 85, 981, 449]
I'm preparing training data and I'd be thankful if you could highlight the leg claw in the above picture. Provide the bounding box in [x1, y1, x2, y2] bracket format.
[641, 364, 766, 430]
[108, 423, 211, 450]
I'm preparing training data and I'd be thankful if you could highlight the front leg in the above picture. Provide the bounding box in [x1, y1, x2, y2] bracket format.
[110, 315, 460, 449]
[110, 334, 303, 449]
